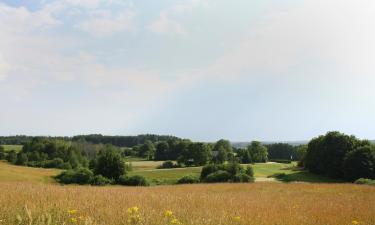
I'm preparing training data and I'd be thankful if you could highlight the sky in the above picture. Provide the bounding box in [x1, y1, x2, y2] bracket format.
[0, 0, 375, 142]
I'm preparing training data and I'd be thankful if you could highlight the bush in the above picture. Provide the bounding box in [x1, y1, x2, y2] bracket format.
[55, 168, 94, 185]
[245, 165, 254, 177]
[43, 158, 64, 168]
[6, 151, 18, 164]
[16, 153, 28, 165]
[354, 178, 375, 185]
[204, 170, 231, 183]
[342, 146, 375, 181]
[177, 175, 200, 184]
[200, 164, 218, 180]
[91, 175, 113, 186]
[158, 160, 178, 169]
[118, 175, 149, 186]
[232, 173, 254, 183]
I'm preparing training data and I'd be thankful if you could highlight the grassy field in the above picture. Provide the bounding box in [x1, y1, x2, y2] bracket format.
[0, 161, 374, 224]
[0, 161, 60, 183]
[1, 145, 23, 152]
[129, 161, 339, 184]
[0, 182, 374, 225]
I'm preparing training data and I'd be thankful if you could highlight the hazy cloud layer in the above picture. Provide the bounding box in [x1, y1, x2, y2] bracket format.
[0, 0, 374, 141]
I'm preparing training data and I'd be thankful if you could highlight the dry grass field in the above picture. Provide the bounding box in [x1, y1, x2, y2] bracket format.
[0, 181, 374, 225]
[0, 160, 60, 183]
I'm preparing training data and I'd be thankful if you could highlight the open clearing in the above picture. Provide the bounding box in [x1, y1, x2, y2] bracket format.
[0, 160, 60, 183]
[1, 145, 23, 152]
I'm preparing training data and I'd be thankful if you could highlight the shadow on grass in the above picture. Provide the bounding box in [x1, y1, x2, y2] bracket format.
[269, 167, 344, 183]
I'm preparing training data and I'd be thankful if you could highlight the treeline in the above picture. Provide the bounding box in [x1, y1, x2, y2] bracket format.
[0, 134, 180, 147]
[1, 138, 89, 169]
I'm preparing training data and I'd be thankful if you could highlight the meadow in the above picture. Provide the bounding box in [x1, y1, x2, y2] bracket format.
[1, 160, 374, 225]
[1, 181, 374, 225]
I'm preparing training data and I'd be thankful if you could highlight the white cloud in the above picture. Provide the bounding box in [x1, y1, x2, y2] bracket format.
[188, 0, 375, 83]
[76, 10, 135, 36]
[147, 0, 210, 35]
[0, 3, 60, 34]
[147, 12, 185, 35]
[0, 56, 10, 81]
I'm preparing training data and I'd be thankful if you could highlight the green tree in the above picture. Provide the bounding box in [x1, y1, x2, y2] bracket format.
[16, 153, 28, 165]
[178, 143, 212, 166]
[138, 141, 155, 159]
[213, 139, 233, 163]
[154, 142, 169, 160]
[94, 146, 127, 181]
[342, 145, 375, 181]
[247, 141, 268, 163]
[304, 131, 367, 178]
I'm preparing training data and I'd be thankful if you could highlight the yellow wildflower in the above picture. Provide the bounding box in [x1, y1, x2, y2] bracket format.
[70, 218, 77, 223]
[352, 220, 360, 225]
[233, 216, 241, 222]
[68, 210, 78, 215]
[170, 218, 181, 224]
[164, 210, 173, 217]
[127, 206, 139, 214]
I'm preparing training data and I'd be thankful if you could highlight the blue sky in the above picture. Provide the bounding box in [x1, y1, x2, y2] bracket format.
[0, 0, 374, 141]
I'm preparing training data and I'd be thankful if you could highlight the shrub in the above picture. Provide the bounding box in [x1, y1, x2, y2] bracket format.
[232, 173, 254, 183]
[225, 162, 243, 176]
[177, 175, 200, 184]
[245, 165, 254, 177]
[91, 175, 113, 186]
[204, 170, 231, 183]
[56, 168, 94, 185]
[354, 178, 375, 185]
[43, 158, 64, 168]
[16, 153, 28, 165]
[200, 164, 218, 180]
[158, 160, 177, 169]
[6, 151, 18, 164]
[342, 145, 375, 181]
[118, 175, 149, 186]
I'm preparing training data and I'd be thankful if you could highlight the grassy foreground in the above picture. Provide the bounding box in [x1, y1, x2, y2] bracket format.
[0, 182, 374, 225]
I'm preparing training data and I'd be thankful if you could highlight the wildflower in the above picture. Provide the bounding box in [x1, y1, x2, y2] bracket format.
[127, 206, 139, 214]
[352, 220, 360, 225]
[70, 218, 77, 223]
[233, 216, 241, 222]
[170, 218, 181, 224]
[164, 210, 173, 217]
[68, 210, 78, 215]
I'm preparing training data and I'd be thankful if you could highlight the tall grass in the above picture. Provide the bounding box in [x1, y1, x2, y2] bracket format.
[0, 182, 374, 225]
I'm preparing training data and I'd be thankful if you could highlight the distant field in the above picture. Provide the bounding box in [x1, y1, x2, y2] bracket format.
[0, 161, 60, 183]
[0, 182, 374, 225]
[1, 145, 22, 152]
[129, 161, 339, 184]
[131, 160, 165, 171]
[130, 167, 201, 185]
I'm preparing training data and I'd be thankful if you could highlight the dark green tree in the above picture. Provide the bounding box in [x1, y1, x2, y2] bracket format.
[94, 146, 127, 180]
[342, 145, 375, 181]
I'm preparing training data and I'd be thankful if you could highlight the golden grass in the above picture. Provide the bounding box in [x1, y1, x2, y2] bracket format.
[0, 182, 374, 225]
[0, 161, 60, 183]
